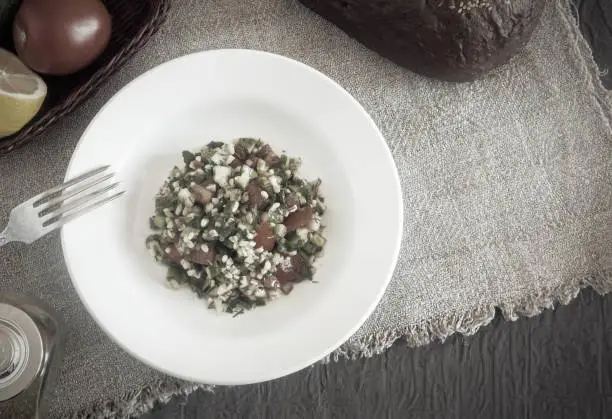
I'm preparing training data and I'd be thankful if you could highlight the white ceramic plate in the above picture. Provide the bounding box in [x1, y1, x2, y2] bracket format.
[62, 49, 403, 384]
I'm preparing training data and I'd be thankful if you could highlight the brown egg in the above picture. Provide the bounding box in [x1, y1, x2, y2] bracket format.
[13, 0, 112, 76]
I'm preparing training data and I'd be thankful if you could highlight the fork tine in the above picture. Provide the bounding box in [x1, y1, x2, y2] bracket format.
[41, 182, 121, 224]
[33, 165, 110, 206]
[37, 173, 115, 213]
[43, 191, 125, 230]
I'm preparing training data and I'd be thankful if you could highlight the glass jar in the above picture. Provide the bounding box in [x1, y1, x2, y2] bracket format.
[0, 293, 63, 418]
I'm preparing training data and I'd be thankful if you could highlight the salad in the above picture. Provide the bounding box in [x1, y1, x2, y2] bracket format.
[146, 138, 327, 315]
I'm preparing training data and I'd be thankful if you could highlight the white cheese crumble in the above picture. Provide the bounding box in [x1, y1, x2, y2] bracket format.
[235, 166, 252, 189]
[213, 166, 232, 187]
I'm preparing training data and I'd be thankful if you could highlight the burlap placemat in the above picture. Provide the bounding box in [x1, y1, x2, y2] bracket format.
[1, 0, 611, 416]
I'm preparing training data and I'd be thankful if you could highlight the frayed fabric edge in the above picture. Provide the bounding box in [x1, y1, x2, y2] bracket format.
[72, 0, 612, 417]
[73, 274, 612, 418]
[563, 0, 612, 124]
[325, 0, 612, 362]
[329, 271, 612, 362]
[72, 380, 212, 418]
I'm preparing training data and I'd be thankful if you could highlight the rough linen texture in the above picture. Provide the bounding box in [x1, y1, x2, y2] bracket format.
[0, 0, 610, 417]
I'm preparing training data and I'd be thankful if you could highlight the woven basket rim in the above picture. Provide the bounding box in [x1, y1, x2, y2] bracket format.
[0, 0, 171, 155]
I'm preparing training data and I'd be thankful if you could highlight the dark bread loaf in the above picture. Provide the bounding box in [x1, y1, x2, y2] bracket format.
[299, 0, 546, 82]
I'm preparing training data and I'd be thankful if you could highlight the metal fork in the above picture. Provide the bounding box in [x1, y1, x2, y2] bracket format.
[0, 166, 125, 247]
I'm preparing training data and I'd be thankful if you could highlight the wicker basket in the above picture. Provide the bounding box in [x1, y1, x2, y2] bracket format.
[0, 0, 171, 155]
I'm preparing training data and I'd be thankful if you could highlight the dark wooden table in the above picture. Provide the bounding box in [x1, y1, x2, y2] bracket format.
[145, 2, 612, 417]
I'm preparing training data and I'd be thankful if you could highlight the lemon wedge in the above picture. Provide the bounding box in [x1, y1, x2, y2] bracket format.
[0, 48, 47, 138]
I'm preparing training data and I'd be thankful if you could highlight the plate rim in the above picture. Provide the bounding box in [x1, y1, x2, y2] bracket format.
[60, 48, 404, 384]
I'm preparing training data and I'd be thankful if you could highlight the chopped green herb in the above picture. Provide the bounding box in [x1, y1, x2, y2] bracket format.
[182, 150, 196, 165]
